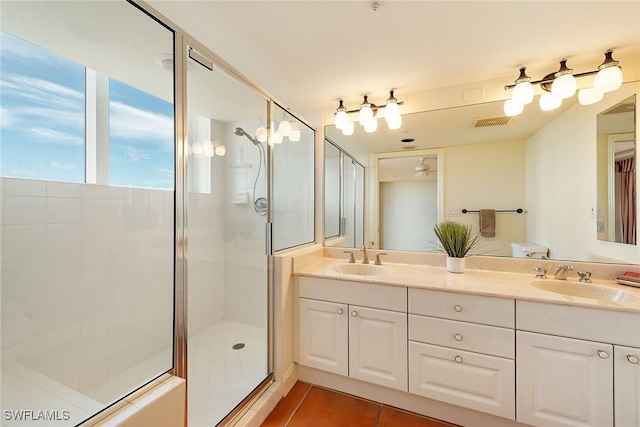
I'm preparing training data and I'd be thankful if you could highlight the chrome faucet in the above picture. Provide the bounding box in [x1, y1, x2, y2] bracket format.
[360, 245, 369, 264]
[554, 265, 574, 280]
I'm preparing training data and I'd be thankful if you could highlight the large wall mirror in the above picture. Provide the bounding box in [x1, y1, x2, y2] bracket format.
[596, 95, 636, 245]
[325, 81, 640, 264]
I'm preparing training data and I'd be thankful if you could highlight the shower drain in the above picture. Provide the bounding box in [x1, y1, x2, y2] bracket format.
[232, 343, 245, 350]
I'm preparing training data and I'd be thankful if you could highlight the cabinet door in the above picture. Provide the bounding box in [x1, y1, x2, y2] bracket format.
[349, 305, 407, 391]
[517, 331, 613, 427]
[298, 298, 348, 376]
[409, 341, 515, 420]
[615, 345, 640, 427]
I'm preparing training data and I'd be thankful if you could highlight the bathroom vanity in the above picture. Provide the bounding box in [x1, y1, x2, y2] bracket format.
[293, 256, 640, 427]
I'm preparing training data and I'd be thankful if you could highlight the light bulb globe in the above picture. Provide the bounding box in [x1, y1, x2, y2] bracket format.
[278, 120, 291, 137]
[578, 88, 603, 106]
[359, 105, 373, 126]
[342, 121, 354, 136]
[335, 110, 348, 130]
[594, 66, 623, 94]
[202, 140, 214, 157]
[192, 142, 203, 157]
[539, 92, 562, 111]
[214, 145, 226, 156]
[289, 129, 301, 142]
[256, 127, 267, 143]
[384, 101, 400, 121]
[364, 118, 378, 133]
[504, 98, 524, 116]
[551, 74, 576, 99]
[271, 131, 283, 144]
[512, 81, 534, 105]
[387, 115, 402, 130]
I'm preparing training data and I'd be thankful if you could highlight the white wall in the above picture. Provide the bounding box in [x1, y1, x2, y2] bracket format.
[1, 178, 174, 402]
[444, 139, 527, 256]
[526, 83, 640, 263]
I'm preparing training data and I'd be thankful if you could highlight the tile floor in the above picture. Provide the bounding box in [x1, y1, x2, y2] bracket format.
[188, 320, 268, 427]
[261, 382, 460, 427]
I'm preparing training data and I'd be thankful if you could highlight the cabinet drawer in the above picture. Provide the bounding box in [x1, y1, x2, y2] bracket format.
[517, 300, 640, 347]
[299, 276, 407, 312]
[409, 315, 514, 359]
[409, 341, 515, 420]
[409, 288, 514, 327]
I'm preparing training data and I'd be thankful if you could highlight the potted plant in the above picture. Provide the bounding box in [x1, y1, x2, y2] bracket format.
[433, 221, 482, 273]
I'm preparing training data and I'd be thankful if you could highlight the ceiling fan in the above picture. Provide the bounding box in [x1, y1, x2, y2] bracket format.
[393, 157, 438, 178]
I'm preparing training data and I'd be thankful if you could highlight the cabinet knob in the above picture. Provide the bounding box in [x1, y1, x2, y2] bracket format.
[454, 334, 463, 341]
[454, 356, 463, 363]
[454, 305, 463, 312]
[627, 355, 640, 364]
[597, 350, 609, 359]
[337, 309, 343, 315]
[351, 311, 358, 317]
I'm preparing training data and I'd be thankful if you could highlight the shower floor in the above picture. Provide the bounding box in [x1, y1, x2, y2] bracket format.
[188, 320, 268, 427]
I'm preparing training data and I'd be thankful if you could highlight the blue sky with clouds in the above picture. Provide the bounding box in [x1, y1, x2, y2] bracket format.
[1, 31, 175, 189]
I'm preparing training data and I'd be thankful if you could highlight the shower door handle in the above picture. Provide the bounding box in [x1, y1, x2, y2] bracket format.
[265, 222, 273, 255]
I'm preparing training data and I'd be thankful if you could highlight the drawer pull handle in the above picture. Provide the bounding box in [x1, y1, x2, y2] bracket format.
[454, 356, 463, 363]
[627, 355, 640, 364]
[351, 311, 358, 317]
[454, 305, 463, 312]
[597, 350, 609, 359]
[454, 334, 463, 341]
[337, 309, 343, 315]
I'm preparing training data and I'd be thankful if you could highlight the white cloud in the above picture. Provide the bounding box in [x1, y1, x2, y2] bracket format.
[50, 162, 77, 171]
[0, 107, 16, 128]
[27, 128, 84, 146]
[110, 101, 174, 149]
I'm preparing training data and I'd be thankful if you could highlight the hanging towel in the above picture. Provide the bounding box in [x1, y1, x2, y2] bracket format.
[480, 209, 496, 237]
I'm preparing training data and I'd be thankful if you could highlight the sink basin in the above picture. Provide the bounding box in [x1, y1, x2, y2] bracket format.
[530, 279, 640, 304]
[332, 263, 389, 276]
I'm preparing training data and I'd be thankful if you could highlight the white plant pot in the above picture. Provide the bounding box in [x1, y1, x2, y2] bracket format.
[446, 256, 465, 274]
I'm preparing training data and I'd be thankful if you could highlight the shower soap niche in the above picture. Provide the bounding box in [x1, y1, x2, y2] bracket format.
[231, 192, 249, 204]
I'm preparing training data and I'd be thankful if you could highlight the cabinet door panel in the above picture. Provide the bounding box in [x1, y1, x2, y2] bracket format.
[349, 305, 407, 391]
[615, 345, 640, 427]
[517, 331, 613, 427]
[409, 341, 515, 420]
[298, 298, 348, 376]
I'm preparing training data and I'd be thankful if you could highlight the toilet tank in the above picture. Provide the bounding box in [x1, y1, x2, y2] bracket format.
[511, 242, 549, 259]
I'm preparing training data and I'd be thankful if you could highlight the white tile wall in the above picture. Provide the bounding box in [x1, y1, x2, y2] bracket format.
[0, 177, 174, 408]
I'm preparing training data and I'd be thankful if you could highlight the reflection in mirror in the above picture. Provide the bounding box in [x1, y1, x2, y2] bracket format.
[377, 153, 440, 251]
[597, 95, 636, 245]
[325, 81, 640, 264]
[324, 139, 365, 248]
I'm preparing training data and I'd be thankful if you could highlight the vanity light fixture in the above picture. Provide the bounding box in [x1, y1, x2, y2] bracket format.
[334, 90, 403, 135]
[503, 50, 623, 116]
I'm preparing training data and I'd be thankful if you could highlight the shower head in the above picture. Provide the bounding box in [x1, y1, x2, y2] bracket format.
[234, 127, 259, 146]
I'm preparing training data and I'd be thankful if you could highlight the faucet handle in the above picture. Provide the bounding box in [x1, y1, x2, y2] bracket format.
[374, 253, 388, 266]
[577, 271, 592, 283]
[534, 267, 547, 279]
[343, 251, 356, 264]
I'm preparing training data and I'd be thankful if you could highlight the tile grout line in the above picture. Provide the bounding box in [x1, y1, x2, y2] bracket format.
[282, 384, 313, 427]
[375, 403, 383, 427]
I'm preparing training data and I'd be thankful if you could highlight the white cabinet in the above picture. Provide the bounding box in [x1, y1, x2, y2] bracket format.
[408, 289, 516, 420]
[409, 341, 515, 419]
[298, 298, 348, 376]
[297, 277, 408, 391]
[516, 301, 640, 427]
[517, 331, 613, 427]
[615, 345, 640, 427]
[349, 306, 407, 391]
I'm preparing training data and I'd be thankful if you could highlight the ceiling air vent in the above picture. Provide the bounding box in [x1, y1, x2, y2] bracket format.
[471, 116, 512, 128]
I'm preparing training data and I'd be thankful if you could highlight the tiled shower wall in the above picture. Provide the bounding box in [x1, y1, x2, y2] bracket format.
[0, 177, 174, 397]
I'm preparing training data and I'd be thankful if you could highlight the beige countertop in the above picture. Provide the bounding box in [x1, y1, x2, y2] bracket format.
[294, 257, 640, 313]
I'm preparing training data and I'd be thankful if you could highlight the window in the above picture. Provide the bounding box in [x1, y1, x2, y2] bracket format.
[109, 79, 174, 190]
[0, 31, 85, 182]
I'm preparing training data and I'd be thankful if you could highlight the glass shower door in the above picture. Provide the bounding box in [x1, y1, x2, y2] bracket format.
[184, 44, 270, 426]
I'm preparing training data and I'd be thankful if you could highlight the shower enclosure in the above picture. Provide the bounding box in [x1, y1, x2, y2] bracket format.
[1, 1, 315, 426]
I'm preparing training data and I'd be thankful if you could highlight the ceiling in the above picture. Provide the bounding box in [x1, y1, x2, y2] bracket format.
[148, 0, 640, 116]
